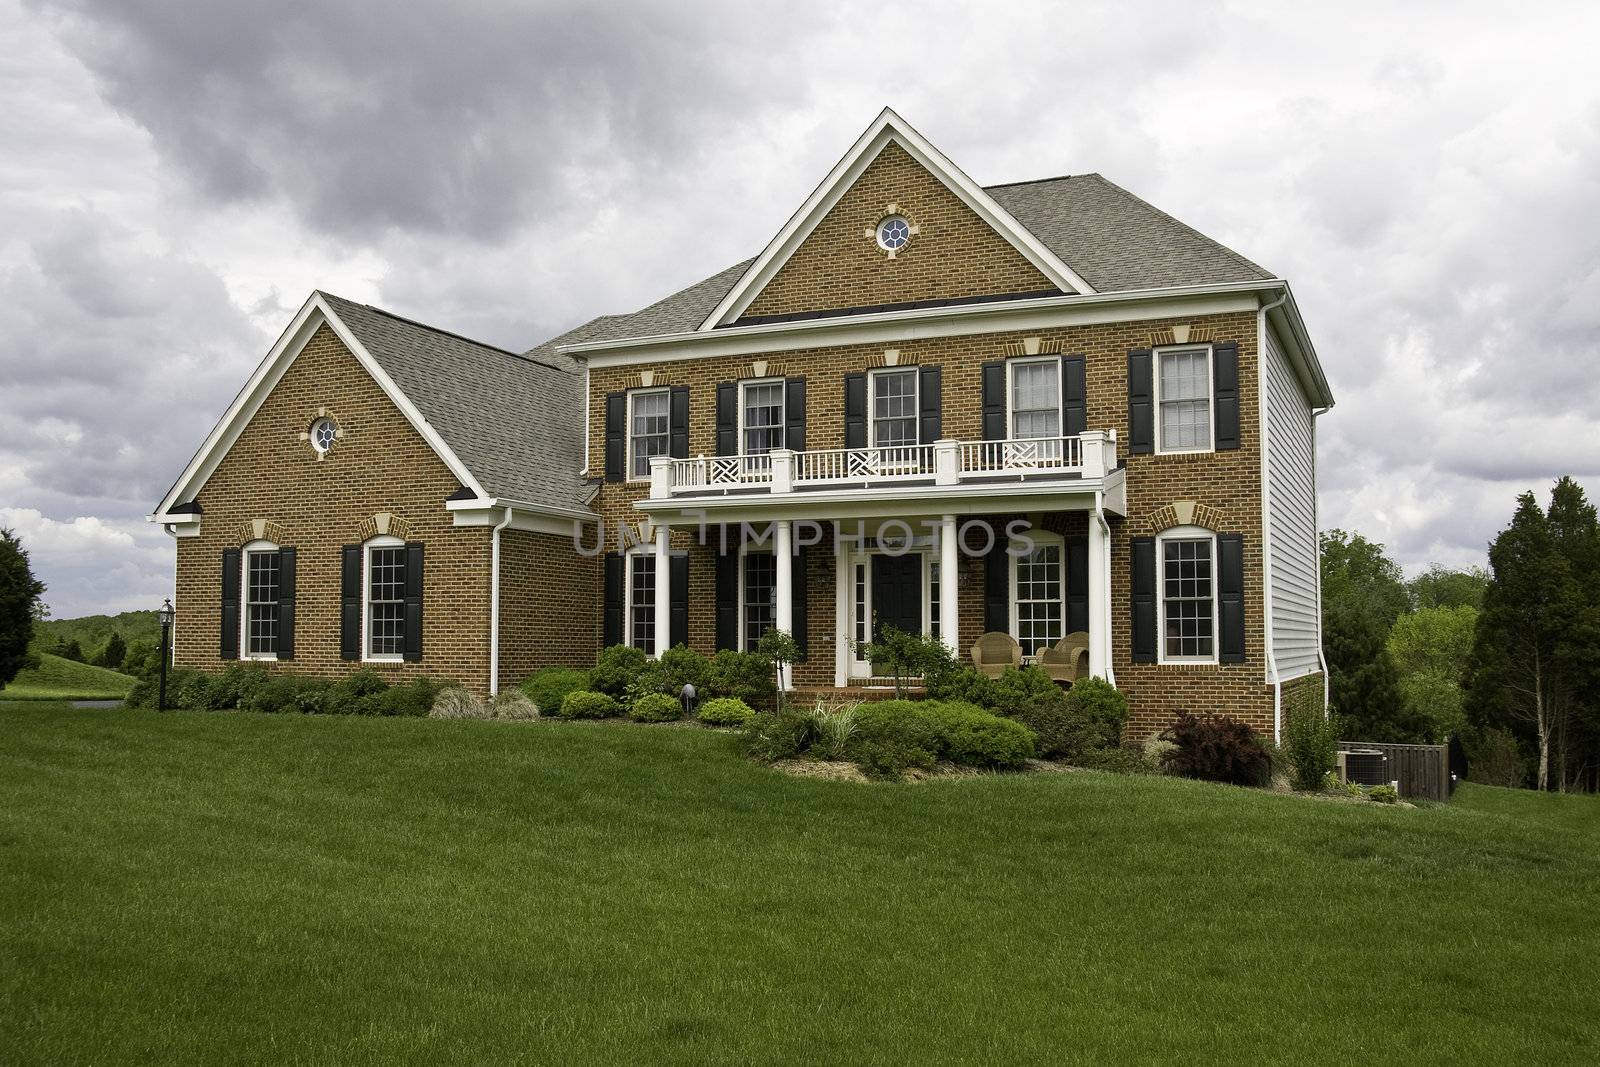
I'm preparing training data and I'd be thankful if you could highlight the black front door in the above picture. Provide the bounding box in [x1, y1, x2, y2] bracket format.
[871, 554, 922, 641]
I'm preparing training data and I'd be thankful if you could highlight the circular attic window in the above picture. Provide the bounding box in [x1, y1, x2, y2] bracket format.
[310, 417, 338, 453]
[876, 215, 911, 252]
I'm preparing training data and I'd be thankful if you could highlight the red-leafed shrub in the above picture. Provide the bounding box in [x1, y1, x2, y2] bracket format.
[1159, 712, 1272, 787]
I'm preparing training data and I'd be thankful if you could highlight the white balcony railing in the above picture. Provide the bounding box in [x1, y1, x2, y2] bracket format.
[653, 431, 1117, 498]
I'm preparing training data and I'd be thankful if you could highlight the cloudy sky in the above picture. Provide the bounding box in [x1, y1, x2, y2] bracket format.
[3, 0, 1598, 617]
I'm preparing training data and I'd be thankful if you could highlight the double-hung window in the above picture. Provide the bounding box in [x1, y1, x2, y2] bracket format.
[366, 539, 407, 660]
[243, 542, 280, 659]
[1156, 347, 1212, 452]
[870, 368, 919, 448]
[740, 550, 777, 650]
[1008, 358, 1061, 441]
[627, 552, 656, 651]
[1012, 537, 1065, 657]
[1159, 529, 1216, 662]
[740, 379, 785, 456]
[629, 388, 670, 479]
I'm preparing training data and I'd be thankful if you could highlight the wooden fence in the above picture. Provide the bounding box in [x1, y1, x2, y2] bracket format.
[1338, 741, 1452, 802]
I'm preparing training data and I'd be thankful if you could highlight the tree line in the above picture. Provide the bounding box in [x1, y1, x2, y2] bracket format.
[1324, 476, 1600, 792]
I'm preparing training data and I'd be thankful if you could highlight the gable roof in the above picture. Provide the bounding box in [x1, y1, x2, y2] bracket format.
[152, 292, 590, 522]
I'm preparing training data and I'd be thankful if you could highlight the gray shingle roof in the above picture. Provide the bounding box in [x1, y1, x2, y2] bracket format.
[530, 173, 1275, 353]
[321, 293, 590, 512]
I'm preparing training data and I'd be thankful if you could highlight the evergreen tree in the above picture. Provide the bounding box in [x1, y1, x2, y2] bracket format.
[1326, 598, 1427, 742]
[100, 631, 128, 670]
[0, 528, 48, 686]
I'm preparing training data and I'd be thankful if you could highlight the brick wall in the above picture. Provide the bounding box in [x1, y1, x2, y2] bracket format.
[497, 528, 601, 690]
[740, 141, 1055, 320]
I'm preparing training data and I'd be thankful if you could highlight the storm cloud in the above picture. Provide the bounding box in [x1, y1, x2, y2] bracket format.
[3, 0, 1598, 615]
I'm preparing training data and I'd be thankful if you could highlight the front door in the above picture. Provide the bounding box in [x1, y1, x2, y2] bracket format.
[871, 554, 923, 643]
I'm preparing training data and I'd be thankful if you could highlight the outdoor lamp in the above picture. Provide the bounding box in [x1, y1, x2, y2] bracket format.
[157, 598, 176, 712]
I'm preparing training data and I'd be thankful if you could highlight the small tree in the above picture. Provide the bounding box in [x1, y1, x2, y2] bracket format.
[0, 528, 47, 687]
[53, 638, 84, 663]
[100, 631, 128, 670]
[1387, 605, 1477, 742]
[854, 625, 946, 698]
[756, 628, 799, 712]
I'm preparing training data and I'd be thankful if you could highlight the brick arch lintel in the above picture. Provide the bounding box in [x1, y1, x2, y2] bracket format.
[1134, 500, 1224, 536]
[234, 519, 288, 546]
[355, 512, 414, 543]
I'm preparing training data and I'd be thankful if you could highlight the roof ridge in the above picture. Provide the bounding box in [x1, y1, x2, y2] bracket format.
[1075, 175, 1275, 279]
[983, 173, 1088, 190]
[318, 291, 578, 376]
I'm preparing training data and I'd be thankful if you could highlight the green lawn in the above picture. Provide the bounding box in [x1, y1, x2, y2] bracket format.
[0, 653, 135, 701]
[2, 704, 1596, 1064]
[1453, 781, 1600, 835]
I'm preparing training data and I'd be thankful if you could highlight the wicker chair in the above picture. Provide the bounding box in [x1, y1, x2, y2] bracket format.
[1038, 632, 1090, 684]
[970, 631, 1023, 678]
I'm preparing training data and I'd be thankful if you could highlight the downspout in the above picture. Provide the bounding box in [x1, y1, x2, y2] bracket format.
[1258, 289, 1289, 741]
[488, 506, 513, 696]
[1093, 491, 1116, 688]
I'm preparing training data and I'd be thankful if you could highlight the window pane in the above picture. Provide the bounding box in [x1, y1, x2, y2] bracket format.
[629, 555, 656, 651]
[368, 547, 407, 657]
[1014, 543, 1063, 656]
[1159, 350, 1211, 450]
[742, 552, 776, 649]
[1010, 361, 1060, 440]
[1162, 537, 1214, 659]
[742, 381, 785, 456]
[872, 369, 919, 447]
[246, 550, 280, 655]
[630, 390, 671, 477]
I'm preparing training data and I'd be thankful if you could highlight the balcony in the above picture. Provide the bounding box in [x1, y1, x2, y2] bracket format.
[645, 431, 1123, 511]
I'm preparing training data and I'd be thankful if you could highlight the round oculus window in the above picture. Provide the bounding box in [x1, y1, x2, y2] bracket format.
[310, 417, 338, 453]
[876, 215, 911, 251]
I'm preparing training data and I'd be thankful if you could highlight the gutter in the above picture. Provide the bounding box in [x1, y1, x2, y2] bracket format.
[488, 506, 513, 696]
[1093, 492, 1116, 688]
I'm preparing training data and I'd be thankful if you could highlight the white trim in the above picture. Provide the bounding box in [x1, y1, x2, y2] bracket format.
[362, 535, 407, 664]
[1257, 295, 1284, 738]
[1008, 530, 1067, 659]
[868, 365, 920, 447]
[736, 543, 777, 652]
[1153, 344, 1215, 455]
[737, 377, 786, 457]
[1155, 526, 1219, 666]
[240, 539, 280, 662]
[621, 546, 658, 653]
[149, 293, 486, 521]
[626, 386, 671, 483]
[1004, 355, 1063, 442]
[698, 107, 1095, 330]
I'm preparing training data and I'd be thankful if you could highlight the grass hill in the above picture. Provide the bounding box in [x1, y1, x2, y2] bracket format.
[31, 610, 160, 659]
[0, 653, 136, 701]
[0, 706, 1595, 1061]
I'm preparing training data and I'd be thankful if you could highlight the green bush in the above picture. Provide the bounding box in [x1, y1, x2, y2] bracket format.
[1007, 686, 1075, 759]
[925, 663, 996, 707]
[630, 692, 683, 723]
[558, 690, 620, 720]
[744, 709, 817, 762]
[845, 703, 942, 778]
[632, 644, 710, 698]
[1062, 678, 1127, 750]
[1367, 783, 1400, 804]
[707, 649, 775, 706]
[521, 666, 591, 713]
[328, 669, 389, 715]
[240, 674, 332, 715]
[698, 696, 755, 727]
[590, 644, 648, 697]
[1160, 712, 1272, 787]
[371, 678, 446, 717]
[919, 701, 1036, 769]
[1284, 702, 1339, 792]
[984, 666, 1061, 719]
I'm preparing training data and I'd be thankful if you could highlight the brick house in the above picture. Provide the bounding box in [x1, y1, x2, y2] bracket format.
[152, 108, 1331, 739]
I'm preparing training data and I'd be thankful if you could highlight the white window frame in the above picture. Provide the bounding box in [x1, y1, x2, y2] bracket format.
[1005, 355, 1063, 442]
[737, 378, 786, 457]
[363, 535, 406, 663]
[868, 366, 920, 448]
[1153, 344, 1215, 455]
[737, 545, 778, 651]
[627, 387, 671, 482]
[1008, 530, 1067, 659]
[623, 548, 657, 652]
[1156, 525, 1219, 665]
[241, 539, 281, 662]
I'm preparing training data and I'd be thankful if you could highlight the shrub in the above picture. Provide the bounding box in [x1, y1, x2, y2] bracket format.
[630, 692, 683, 723]
[845, 702, 942, 778]
[590, 645, 648, 697]
[698, 696, 755, 727]
[630, 644, 711, 699]
[172, 670, 218, 711]
[1009, 689, 1076, 759]
[1283, 702, 1338, 791]
[706, 649, 775, 706]
[1368, 783, 1399, 804]
[1159, 712, 1273, 787]
[521, 667, 590, 714]
[855, 626, 950, 698]
[925, 663, 996, 707]
[744, 709, 817, 762]
[371, 678, 446, 717]
[920, 701, 1036, 769]
[1062, 678, 1127, 750]
[984, 666, 1061, 719]
[328, 669, 389, 715]
[240, 674, 331, 715]
[1078, 742, 1158, 775]
[558, 690, 620, 720]
[805, 698, 861, 760]
[431, 686, 490, 720]
[491, 689, 539, 721]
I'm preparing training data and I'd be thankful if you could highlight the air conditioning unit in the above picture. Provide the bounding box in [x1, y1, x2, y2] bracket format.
[1338, 749, 1391, 788]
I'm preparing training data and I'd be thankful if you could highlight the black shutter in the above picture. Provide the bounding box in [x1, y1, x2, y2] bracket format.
[791, 548, 808, 661]
[716, 382, 738, 456]
[984, 538, 1009, 634]
[1131, 537, 1156, 663]
[219, 548, 240, 660]
[981, 361, 1007, 440]
[844, 373, 867, 448]
[340, 545, 361, 661]
[1062, 354, 1087, 436]
[715, 551, 739, 651]
[784, 377, 806, 453]
[1213, 342, 1240, 451]
[604, 391, 626, 481]
[276, 547, 296, 661]
[402, 541, 424, 663]
[1128, 349, 1154, 454]
[669, 385, 690, 459]
[602, 553, 623, 648]
[918, 365, 942, 444]
[1066, 537, 1088, 636]
[1218, 533, 1245, 663]
[670, 553, 689, 649]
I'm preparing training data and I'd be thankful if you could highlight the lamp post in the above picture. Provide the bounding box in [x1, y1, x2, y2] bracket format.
[157, 598, 175, 711]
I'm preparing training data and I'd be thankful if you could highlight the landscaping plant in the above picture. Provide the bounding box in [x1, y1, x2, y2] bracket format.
[629, 692, 682, 723]
[521, 666, 591, 714]
[755, 629, 799, 711]
[1159, 711, 1273, 787]
[1284, 700, 1339, 792]
[706, 649, 775, 707]
[698, 696, 756, 727]
[558, 690, 620, 720]
[590, 645, 648, 698]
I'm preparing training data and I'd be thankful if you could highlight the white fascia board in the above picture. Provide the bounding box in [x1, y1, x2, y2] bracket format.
[635, 481, 1104, 524]
[447, 496, 598, 536]
[1264, 286, 1334, 409]
[150, 292, 488, 521]
[698, 107, 1095, 331]
[572, 283, 1267, 369]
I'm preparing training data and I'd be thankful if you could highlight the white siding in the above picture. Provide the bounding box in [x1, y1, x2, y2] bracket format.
[1263, 326, 1322, 678]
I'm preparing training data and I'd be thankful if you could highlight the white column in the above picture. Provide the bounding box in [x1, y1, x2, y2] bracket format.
[1087, 504, 1108, 679]
[939, 514, 960, 654]
[653, 521, 671, 658]
[770, 448, 794, 493]
[1079, 430, 1107, 478]
[648, 455, 672, 498]
[773, 519, 793, 690]
[933, 439, 959, 485]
